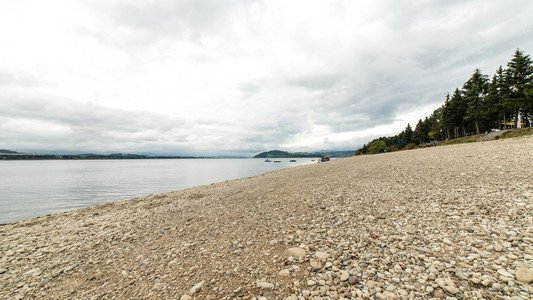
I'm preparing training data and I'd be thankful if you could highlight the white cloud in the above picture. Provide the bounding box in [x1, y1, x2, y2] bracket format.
[1, 0, 533, 156]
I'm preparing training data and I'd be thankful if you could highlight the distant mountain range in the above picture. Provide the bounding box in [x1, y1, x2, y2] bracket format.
[253, 150, 354, 158]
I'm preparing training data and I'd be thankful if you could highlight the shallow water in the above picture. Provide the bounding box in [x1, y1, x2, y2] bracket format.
[0, 158, 318, 224]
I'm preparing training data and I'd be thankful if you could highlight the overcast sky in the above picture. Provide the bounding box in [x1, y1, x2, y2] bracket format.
[1, 1, 532, 156]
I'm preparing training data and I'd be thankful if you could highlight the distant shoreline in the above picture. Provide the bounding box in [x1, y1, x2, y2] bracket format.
[0, 154, 218, 160]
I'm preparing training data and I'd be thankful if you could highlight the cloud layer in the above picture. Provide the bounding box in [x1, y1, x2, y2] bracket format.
[1, 0, 533, 156]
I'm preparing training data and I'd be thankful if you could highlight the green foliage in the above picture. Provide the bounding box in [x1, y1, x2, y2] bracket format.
[403, 143, 418, 150]
[386, 144, 399, 152]
[367, 140, 386, 154]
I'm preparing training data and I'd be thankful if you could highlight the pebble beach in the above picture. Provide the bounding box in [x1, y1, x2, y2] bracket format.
[1, 136, 532, 299]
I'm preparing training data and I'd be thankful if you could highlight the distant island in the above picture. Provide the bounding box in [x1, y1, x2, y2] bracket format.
[253, 150, 354, 158]
[0, 149, 199, 160]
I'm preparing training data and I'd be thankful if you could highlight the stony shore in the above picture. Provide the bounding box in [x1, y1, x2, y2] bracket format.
[1, 136, 533, 299]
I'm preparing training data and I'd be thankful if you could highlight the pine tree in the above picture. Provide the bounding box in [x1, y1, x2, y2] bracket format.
[442, 93, 452, 139]
[413, 119, 424, 145]
[505, 49, 533, 127]
[463, 69, 488, 134]
[448, 88, 467, 137]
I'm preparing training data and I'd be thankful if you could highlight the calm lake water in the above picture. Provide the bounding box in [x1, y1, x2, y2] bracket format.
[0, 158, 318, 224]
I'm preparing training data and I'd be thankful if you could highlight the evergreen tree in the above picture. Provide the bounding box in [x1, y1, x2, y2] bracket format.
[403, 123, 413, 144]
[412, 119, 424, 144]
[448, 88, 467, 137]
[505, 49, 533, 126]
[441, 93, 452, 139]
[463, 69, 488, 134]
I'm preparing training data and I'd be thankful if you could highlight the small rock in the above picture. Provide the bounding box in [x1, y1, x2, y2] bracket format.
[256, 281, 275, 289]
[515, 266, 533, 283]
[340, 270, 349, 281]
[348, 276, 359, 285]
[180, 295, 192, 300]
[444, 285, 459, 294]
[366, 280, 379, 288]
[315, 251, 330, 260]
[282, 247, 306, 259]
[190, 280, 205, 294]
[189, 265, 199, 272]
[434, 289, 444, 298]
[417, 247, 432, 253]
[309, 259, 322, 271]
[497, 269, 513, 278]
[279, 269, 290, 277]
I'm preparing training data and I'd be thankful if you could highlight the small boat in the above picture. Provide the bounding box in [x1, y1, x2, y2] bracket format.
[264, 159, 272, 162]
[289, 160, 296, 162]
[273, 160, 281, 163]
[320, 157, 330, 162]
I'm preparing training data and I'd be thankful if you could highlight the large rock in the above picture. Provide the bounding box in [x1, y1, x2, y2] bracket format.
[282, 247, 306, 258]
[515, 266, 533, 283]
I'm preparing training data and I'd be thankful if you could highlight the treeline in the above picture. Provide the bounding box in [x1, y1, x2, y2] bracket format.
[0, 153, 196, 160]
[357, 49, 533, 155]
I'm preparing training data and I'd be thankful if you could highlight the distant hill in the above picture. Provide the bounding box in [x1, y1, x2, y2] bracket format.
[254, 150, 355, 158]
[0, 149, 18, 154]
[254, 150, 322, 158]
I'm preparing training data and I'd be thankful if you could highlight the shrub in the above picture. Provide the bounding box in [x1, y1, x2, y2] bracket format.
[367, 140, 386, 154]
[403, 143, 418, 150]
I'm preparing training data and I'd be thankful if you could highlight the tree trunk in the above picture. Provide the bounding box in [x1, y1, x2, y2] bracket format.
[475, 119, 480, 134]
[503, 115, 507, 129]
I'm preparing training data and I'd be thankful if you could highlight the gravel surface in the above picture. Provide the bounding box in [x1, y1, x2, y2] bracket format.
[1, 136, 532, 299]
